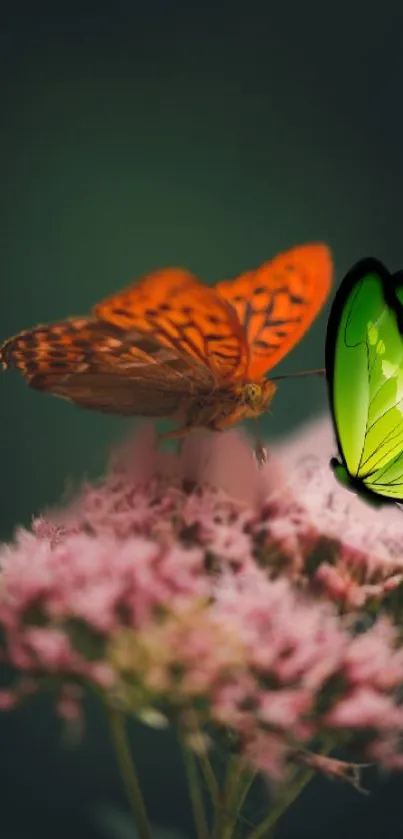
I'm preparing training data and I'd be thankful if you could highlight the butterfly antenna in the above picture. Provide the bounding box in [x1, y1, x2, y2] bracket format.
[269, 367, 326, 382]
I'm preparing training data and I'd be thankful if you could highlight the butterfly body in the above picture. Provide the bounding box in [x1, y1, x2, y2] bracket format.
[1, 245, 332, 442]
[177, 379, 277, 433]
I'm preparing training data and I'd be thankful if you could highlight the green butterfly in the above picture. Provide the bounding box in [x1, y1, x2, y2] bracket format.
[326, 257, 403, 505]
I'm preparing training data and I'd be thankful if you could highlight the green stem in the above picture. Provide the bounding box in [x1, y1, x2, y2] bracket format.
[108, 709, 153, 839]
[179, 731, 210, 839]
[221, 757, 241, 839]
[221, 763, 256, 839]
[198, 744, 220, 807]
[234, 767, 256, 822]
[246, 737, 335, 839]
[211, 753, 241, 839]
[245, 766, 314, 839]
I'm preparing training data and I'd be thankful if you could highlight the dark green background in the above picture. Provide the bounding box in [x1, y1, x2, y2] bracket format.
[2, 2, 403, 837]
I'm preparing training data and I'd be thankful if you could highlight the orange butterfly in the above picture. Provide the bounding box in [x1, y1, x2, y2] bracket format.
[0, 244, 332, 457]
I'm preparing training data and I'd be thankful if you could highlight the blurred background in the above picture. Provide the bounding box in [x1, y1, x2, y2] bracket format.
[1, 1, 403, 836]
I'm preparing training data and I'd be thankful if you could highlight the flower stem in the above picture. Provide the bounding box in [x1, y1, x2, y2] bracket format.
[198, 744, 220, 807]
[210, 753, 242, 839]
[179, 730, 210, 839]
[245, 765, 314, 839]
[233, 767, 256, 824]
[108, 708, 153, 839]
[245, 735, 336, 839]
[221, 761, 257, 839]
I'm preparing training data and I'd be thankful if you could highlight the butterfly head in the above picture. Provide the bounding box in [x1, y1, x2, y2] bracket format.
[240, 380, 277, 416]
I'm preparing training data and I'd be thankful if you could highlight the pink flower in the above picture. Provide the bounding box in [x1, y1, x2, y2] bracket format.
[277, 415, 403, 606]
[2, 423, 403, 779]
[0, 690, 18, 710]
[327, 686, 403, 730]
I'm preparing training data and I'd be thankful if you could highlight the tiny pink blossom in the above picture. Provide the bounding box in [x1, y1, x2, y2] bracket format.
[327, 687, 403, 730]
[2, 423, 403, 780]
[341, 619, 403, 691]
[0, 689, 18, 710]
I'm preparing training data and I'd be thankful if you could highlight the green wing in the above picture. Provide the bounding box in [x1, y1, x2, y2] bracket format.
[326, 258, 403, 502]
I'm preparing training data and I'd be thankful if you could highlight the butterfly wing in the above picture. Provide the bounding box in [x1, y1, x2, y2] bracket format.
[94, 267, 249, 381]
[215, 244, 332, 379]
[325, 258, 403, 502]
[0, 318, 216, 416]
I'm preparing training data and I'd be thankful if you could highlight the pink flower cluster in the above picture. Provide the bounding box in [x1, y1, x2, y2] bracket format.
[273, 416, 403, 610]
[2, 422, 403, 777]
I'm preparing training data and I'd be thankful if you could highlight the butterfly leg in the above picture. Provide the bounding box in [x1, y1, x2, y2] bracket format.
[157, 421, 224, 444]
[253, 417, 268, 466]
[157, 426, 191, 442]
[206, 415, 267, 467]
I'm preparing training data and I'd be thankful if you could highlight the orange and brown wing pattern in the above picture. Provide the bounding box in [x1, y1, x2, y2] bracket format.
[0, 317, 216, 416]
[215, 244, 332, 380]
[0, 318, 102, 382]
[94, 267, 249, 382]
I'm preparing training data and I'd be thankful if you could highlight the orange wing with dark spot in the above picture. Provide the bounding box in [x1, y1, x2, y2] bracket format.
[94, 267, 249, 382]
[215, 244, 332, 380]
[0, 317, 216, 416]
